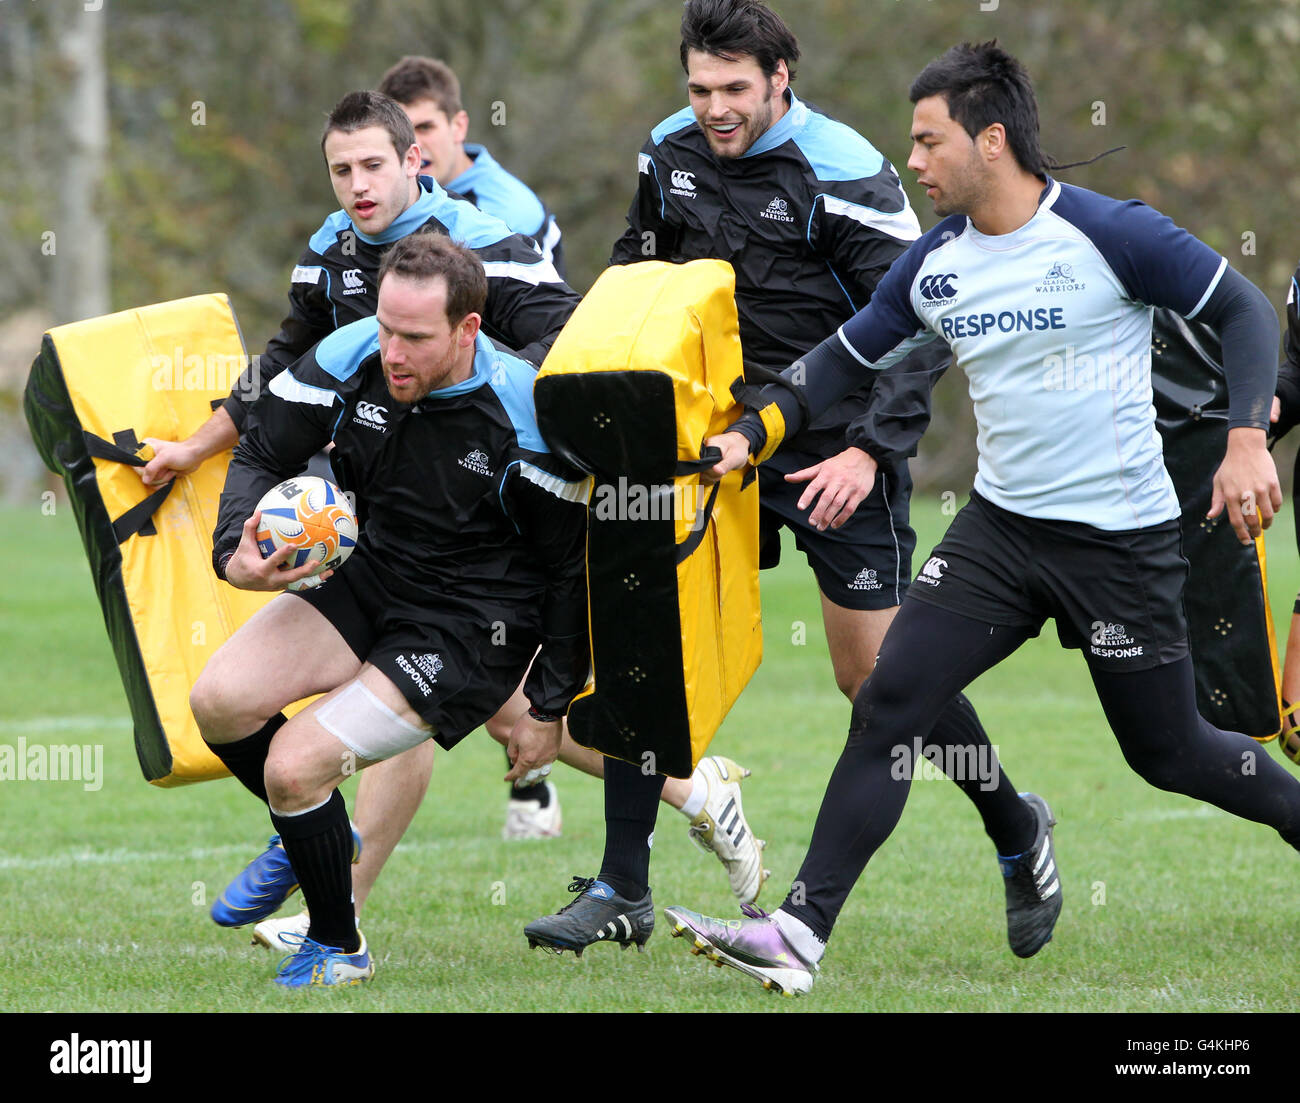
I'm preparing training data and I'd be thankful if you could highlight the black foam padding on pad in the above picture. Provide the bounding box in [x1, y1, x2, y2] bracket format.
[536, 369, 698, 777]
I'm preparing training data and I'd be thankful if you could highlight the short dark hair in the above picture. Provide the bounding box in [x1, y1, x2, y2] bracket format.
[377, 231, 487, 325]
[321, 90, 417, 163]
[909, 41, 1054, 176]
[377, 56, 464, 118]
[679, 0, 799, 82]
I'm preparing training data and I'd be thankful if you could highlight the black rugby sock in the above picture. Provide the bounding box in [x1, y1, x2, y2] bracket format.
[597, 756, 664, 900]
[271, 789, 359, 953]
[203, 713, 287, 803]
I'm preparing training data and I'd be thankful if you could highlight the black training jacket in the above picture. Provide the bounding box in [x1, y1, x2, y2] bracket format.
[214, 318, 590, 718]
[610, 91, 948, 465]
[223, 177, 580, 431]
[1273, 261, 1300, 441]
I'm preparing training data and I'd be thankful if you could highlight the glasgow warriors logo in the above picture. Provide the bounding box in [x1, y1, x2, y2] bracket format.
[919, 273, 958, 302]
[1036, 260, 1086, 294]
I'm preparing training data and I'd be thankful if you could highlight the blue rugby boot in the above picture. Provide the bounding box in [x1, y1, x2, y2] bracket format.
[273, 932, 373, 987]
[211, 827, 362, 928]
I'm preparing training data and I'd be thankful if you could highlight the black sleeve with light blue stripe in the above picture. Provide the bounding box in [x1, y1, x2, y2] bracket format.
[211, 341, 345, 574]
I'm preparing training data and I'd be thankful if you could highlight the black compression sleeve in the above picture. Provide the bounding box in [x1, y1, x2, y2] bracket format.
[738, 333, 870, 457]
[1194, 265, 1278, 430]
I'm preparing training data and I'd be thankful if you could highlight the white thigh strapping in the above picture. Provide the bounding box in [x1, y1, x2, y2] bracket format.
[315, 681, 433, 762]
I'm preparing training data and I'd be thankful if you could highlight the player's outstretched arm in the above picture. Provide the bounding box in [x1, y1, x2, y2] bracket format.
[222, 511, 331, 591]
[139, 406, 240, 486]
[1187, 265, 1282, 544]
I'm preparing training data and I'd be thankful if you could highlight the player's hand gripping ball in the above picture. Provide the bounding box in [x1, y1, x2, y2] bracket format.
[254, 476, 358, 591]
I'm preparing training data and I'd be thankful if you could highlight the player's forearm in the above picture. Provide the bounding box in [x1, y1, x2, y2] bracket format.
[524, 631, 589, 718]
[527, 558, 590, 713]
[224, 305, 328, 431]
[730, 331, 876, 461]
[182, 406, 239, 462]
[1197, 265, 1278, 430]
[212, 454, 277, 576]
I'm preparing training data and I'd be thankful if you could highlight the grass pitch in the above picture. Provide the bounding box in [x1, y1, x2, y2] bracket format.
[2, 495, 1298, 1014]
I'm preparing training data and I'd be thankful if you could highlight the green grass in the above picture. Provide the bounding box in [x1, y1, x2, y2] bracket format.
[3, 496, 1299, 1013]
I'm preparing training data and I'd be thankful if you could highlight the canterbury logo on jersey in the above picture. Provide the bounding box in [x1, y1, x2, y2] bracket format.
[669, 169, 697, 197]
[352, 402, 388, 431]
[341, 268, 367, 295]
[919, 273, 958, 301]
[916, 556, 947, 586]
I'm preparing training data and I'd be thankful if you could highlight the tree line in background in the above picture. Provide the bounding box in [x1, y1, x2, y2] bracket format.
[4, 0, 1299, 494]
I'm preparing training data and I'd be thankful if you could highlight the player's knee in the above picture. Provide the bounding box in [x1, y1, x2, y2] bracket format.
[849, 667, 928, 747]
[1126, 755, 1184, 793]
[848, 676, 892, 744]
[483, 712, 512, 745]
[833, 667, 867, 702]
[1116, 737, 1183, 792]
[189, 671, 233, 736]
[263, 744, 317, 809]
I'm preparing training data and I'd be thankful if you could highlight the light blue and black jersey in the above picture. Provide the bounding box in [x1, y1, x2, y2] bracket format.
[224, 176, 579, 432]
[215, 322, 591, 716]
[611, 90, 944, 463]
[744, 178, 1277, 530]
[448, 143, 565, 277]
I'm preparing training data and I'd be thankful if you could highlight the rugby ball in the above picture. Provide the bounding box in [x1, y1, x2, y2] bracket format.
[255, 476, 358, 590]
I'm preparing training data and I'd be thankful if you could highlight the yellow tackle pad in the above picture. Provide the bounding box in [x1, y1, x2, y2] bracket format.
[25, 293, 276, 786]
[535, 261, 762, 778]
